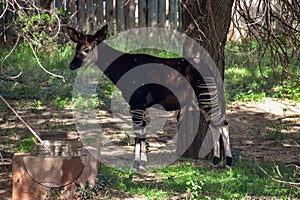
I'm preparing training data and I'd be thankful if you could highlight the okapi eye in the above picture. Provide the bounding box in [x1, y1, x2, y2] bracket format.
[83, 48, 90, 53]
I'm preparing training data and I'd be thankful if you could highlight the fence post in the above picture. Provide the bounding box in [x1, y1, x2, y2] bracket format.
[125, 0, 136, 30]
[0, 2, 4, 47]
[56, 0, 63, 10]
[116, 0, 125, 32]
[148, 0, 158, 27]
[95, 0, 104, 28]
[169, 0, 177, 29]
[86, 0, 94, 33]
[77, 0, 86, 31]
[177, 0, 182, 31]
[158, 0, 166, 27]
[67, 0, 77, 26]
[138, 0, 147, 28]
[105, 0, 114, 33]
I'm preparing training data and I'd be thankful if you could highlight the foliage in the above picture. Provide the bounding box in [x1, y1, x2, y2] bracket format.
[0, 43, 75, 100]
[225, 40, 300, 102]
[15, 10, 58, 48]
[53, 97, 71, 109]
[18, 135, 35, 152]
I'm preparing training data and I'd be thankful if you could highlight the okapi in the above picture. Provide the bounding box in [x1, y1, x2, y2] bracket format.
[67, 25, 232, 171]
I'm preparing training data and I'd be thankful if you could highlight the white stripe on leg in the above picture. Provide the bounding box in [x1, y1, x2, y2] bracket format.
[221, 124, 232, 158]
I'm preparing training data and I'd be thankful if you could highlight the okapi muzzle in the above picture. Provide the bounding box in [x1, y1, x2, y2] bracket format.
[70, 54, 83, 70]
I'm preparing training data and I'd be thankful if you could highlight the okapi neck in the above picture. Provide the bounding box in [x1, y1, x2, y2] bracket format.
[96, 42, 125, 84]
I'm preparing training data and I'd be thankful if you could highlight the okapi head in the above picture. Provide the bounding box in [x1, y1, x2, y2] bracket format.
[67, 25, 108, 70]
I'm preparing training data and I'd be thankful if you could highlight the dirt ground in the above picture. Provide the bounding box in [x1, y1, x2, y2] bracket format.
[0, 97, 299, 199]
[227, 98, 299, 164]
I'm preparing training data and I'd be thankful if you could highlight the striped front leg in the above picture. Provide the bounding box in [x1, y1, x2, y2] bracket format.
[131, 109, 148, 172]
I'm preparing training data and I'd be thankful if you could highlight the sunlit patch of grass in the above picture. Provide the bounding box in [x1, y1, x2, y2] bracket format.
[76, 159, 299, 199]
[225, 66, 267, 102]
[18, 135, 35, 152]
[225, 41, 300, 102]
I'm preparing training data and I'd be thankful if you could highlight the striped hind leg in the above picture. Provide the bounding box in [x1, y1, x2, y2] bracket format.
[212, 121, 232, 167]
[221, 122, 232, 167]
[213, 135, 221, 165]
[213, 121, 232, 167]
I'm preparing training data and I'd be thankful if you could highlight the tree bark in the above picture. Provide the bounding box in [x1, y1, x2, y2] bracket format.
[181, 0, 234, 159]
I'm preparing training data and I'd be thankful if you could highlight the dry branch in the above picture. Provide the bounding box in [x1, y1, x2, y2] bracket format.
[0, 95, 53, 155]
[256, 161, 300, 190]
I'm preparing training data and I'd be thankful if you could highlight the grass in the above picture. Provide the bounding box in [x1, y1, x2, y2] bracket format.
[0, 43, 75, 100]
[77, 159, 299, 199]
[225, 41, 300, 102]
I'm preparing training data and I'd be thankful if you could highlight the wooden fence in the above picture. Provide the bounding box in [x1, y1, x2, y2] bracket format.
[55, 0, 182, 33]
[0, 0, 182, 46]
[0, 0, 250, 45]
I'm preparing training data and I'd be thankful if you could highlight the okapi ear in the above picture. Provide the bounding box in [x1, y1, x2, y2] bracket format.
[68, 27, 85, 43]
[94, 24, 108, 44]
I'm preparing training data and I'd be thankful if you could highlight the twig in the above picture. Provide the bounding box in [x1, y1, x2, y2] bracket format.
[0, 0, 9, 19]
[0, 95, 53, 155]
[24, 37, 65, 82]
[256, 161, 300, 190]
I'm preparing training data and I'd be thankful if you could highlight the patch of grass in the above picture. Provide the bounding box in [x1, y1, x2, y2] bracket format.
[265, 123, 290, 141]
[225, 41, 300, 102]
[77, 160, 299, 199]
[225, 66, 267, 102]
[18, 135, 35, 152]
[0, 43, 76, 100]
[53, 97, 72, 109]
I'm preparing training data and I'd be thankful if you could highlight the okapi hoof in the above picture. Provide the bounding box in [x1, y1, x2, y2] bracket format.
[139, 161, 147, 172]
[224, 156, 233, 169]
[132, 160, 140, 172]
[213, 156, 220, 165]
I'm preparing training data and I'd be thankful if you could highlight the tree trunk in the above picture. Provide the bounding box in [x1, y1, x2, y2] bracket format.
[181, 0, 234, 159]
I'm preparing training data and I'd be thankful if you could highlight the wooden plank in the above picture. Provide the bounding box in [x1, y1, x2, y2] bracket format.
[105, 0, 114, 32]
[55, 0, 63, 11]
[77, 0, 86, 30]
[0, 2, 5, 46]
[95, 0, 104, 27]
[116, 0, 125, 32]
[34, 0, 41, 7]
[177, 0, 182, 31]
[138, 0, 147, 27]
[67, 0, 76, 15]
[66, 0, 76, 26]
[86, 0, 94, 32]
[148, 0, 158, 27]
[169, 0, 177, 29]
[125, 0, 135, 29]
[158, 0, 166, 27]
